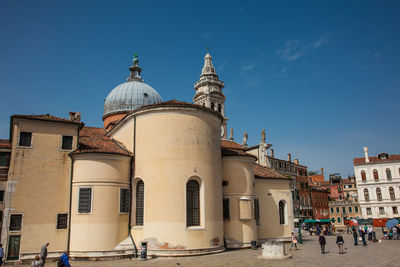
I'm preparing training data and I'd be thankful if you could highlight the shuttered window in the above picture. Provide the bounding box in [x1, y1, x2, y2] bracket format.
[223, 198, 230, 220]
[78, 187, 92, 213]
[254, 198, 260, 226]
[186, 180, 200, 227]
[120, 188, 130, 213]
[135, 180, 144, 225]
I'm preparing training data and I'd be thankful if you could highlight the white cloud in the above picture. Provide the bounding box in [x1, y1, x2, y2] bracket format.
[241, 64, 255, 72]
[276, 33, 333, 62]
[281, 66, 287, 73]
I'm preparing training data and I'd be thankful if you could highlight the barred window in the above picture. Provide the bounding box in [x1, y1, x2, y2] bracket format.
[120, 188, 130, 213]
[0, 152, 11, 166]
[223, 198, 230, 220]
[186, 180, 200, 227]
[135, 180, 144, 225]
[57, 214, 68, 229]
[19, 132, 32, 147]
[78, 187, 92, 213]
[254, 198, 260, 226]
[61, 136, 73, 150]
[9, 214, 22, 231]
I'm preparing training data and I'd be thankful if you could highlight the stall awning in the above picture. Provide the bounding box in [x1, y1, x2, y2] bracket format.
[303, 219, 333, 223]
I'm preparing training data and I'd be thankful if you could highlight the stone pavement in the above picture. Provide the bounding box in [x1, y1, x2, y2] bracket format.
[16, 231, 399, 267]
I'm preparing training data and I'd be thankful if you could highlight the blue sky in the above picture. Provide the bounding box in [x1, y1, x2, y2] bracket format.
[1, 0, 399, 177]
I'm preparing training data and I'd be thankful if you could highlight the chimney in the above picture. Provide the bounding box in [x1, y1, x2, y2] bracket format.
[363, 146, 369, 163]
[270, 149, 274, 158]
[294, 159, 299, 165]
[321, 167, 324, 175]
[69, 112, 81, 123]
[287, 153, 291, 162]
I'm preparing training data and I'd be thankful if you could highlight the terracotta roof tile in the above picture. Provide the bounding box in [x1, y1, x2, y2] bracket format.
[354, 154, 400, 165]
[221, 140, 257, 159]
[317, 181, 331, 186]
[11, 114, 82, 125]
[71, 127, 131, 156]
[254, 163, 285, 179]
[0, 139, 11, 149]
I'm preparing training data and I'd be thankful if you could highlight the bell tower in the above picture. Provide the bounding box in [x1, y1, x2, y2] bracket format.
[193, 53, 228, 139]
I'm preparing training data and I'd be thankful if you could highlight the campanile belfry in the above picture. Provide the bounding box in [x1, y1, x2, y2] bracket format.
[193, 53, 228, 139]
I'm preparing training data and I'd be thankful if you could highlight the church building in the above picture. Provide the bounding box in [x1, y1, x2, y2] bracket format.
[0, 53, 293, 262]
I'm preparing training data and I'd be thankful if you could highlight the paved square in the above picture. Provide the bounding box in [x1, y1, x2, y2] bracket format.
[16, 231, 399, 267]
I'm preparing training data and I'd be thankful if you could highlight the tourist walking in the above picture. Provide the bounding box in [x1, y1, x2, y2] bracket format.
[353, 229, 358, 245]
[361, 230, 367, 246]
[319, 233, 326, 254]
[290, 232, 298, 250]
[40, 242, 49, 266]
[336, 232, 345, 254]
[58, 250, 71, 267]
[367, 226, 373, 241]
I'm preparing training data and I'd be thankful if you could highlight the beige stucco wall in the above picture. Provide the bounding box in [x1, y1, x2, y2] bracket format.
[221, 156, 257, 248]
[110, 118, 135, 153]
[3, 119, 79, 258]
[128, 107, 224, 254]
[70, 153, 130, 252]
[254, 178, 293, 240]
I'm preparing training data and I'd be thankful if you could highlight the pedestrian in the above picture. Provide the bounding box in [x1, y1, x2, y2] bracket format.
[361, 229, 367, 246]
[290, 232, 298, 250]
[0, 243, 4, 266]
[58, 250, 71, 267]
[353, 229, 358, 245]
[393, 226, 398, 240]
[30, 255, 42, 267]
[316, 225, 321, 235]
[319, 233, 326, 254]
[336, 232, 345, 254]
[367, 226, 373, 241]
[40, 242, 49, 266]
[358, 225, 363, 236]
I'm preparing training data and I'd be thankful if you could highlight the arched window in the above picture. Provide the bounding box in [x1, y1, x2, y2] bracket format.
[135, 180, 144, 225]
[187, 180, 200, 227]
[373, 169, 379, 181]
[386, 168, 392, 180]
[218, 104, 222, 113]
[361, 170, 366, 181]
[279, 200, 285, 224]
[376, 187, 382, 201]
[211, 102, 215, 110]
[389, 187, 395, 200]
[364, 188, 369, 202]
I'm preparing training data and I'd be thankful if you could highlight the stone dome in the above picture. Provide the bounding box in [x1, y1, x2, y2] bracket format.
[103, 54, 162, 117]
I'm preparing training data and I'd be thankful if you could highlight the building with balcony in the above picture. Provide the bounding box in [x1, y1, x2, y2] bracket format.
[354, 147, 400, 219]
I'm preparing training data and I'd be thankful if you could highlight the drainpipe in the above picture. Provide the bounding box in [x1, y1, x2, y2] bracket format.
[128, 115, 138, 258]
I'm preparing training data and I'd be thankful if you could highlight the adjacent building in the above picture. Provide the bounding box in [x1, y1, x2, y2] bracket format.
[354, 147, 400, 219]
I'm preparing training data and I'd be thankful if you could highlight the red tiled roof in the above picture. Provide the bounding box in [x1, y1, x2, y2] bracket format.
[11, 114, 82, 125]
[317, 181, 331, 186]
[354, 154, 400, 165]
[254, 163, 285, 179]
[221, 140, 257, 159]
[0, 139, 11, 149]
[71, 127, 131, 156]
